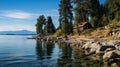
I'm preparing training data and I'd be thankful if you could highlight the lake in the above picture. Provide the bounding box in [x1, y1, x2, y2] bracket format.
[0, 35, 110, 67]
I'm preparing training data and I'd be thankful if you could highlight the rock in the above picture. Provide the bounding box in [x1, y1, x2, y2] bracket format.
[89, 42, 102, 53]
[105, 48, 115, 52]
[82, 40, 94, 50]
[106, 40, 116, 46]
[115, 42, 120, 50]
[111, 63, 119, 67]
[111, 30, 120, 39]
[96, 45, 116, 54]
[103, 50, 120, 62]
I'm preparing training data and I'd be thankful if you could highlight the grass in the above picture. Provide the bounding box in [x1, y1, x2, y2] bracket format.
[73, 21, 120, 39]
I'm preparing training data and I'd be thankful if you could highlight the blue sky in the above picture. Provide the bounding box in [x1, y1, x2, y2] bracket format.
[0, 0, 104, 31]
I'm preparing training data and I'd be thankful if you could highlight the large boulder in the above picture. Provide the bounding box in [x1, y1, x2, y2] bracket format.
[89, 42, 102, 53]
[82, 40, 94, 50]
[103, 50, 120, 62]
[96, 45, 116, 54]
[115, 42, 120, 50]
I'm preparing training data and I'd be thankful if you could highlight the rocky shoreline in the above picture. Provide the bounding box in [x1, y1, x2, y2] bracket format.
[40, 35, 120, 66]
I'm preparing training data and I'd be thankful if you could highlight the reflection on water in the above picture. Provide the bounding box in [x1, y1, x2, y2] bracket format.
[35, 40, 57, 67]
[0, 35, 119, 67]
[57, 44, 73, 67]
[36, 40, 55, 59]
[35, 40, 105, 67]
[57, 43, 104, 67]
[35, 40, 73, 67]
[36, 40, 54, 60]
[72, 48, 103, 67]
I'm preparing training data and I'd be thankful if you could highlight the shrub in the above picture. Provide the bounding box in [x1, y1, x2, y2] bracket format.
[54, 29, 64, 36]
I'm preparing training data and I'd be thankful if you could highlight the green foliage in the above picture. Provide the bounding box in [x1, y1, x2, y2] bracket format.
[55, 29, 64, 36]
[44, 16, 56, 35]
[35, 0, 120, 36]
[73, 0, 89, 23]
[58, 0, 73, 35]
[72, 0, 90, 35]
[89, 0, 100, 17]
[90, 17, 98, 28]
[101, 14, 109, 26]
[68, 21, 73, 34]
[115, 12, 120, 21]
[36, 15, 46, 34]
[61, 22, 68, 35]
[89, 0, 102, 28]
[104, 0, 120, 21]
[36, 15, 56, 36]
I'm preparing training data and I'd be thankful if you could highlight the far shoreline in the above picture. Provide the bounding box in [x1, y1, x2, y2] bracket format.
[0, 34, 37, 35]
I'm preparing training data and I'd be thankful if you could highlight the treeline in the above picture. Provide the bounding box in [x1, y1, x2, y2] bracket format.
[36, 0, 120, 36]
[36, 15, 56, 35]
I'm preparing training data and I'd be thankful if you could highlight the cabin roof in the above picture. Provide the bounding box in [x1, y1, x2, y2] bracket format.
[79, 22, 88, 27]
[73, 22, 88, 29]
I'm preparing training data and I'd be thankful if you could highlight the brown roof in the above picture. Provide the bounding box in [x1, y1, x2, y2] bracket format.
[79, 22, 87, 27]
[73, 22, 88, 29]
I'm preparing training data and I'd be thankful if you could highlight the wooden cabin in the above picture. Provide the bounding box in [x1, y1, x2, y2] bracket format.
[74, 22, 91, 33]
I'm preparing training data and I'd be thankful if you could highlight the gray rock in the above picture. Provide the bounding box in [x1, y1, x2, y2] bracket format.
[89, 42, 102, 53]
[103, 50, 120, 62]
[111, 63, 119, 67]
[96, 45, 116, 54]
[82, 40, 94, 50]
[115, 42, 120, 50]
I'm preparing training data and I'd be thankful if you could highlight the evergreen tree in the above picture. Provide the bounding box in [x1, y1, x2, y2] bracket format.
[58, 0, 73, 35]
[73, 0, 89, 23]
[89, 0, 102, 28]
[100, 4, 109, 26]
[73, 0, 104, 28]
[73, 0, 90, 34]
[36, 15, 46, 34]
[104, 0, 120, 21]
[44, 16, 56, 35]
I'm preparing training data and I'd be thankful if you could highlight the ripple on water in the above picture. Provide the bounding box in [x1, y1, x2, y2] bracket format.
[0, 54, 58, 67]
[0, 54, 37, 66]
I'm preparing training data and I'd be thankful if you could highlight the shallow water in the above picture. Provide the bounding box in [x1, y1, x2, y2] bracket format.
[0, 35, 119, 67]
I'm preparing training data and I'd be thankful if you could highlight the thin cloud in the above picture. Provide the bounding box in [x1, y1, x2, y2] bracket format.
[0, 10, 59, 31]
[0, 10, 59, 19]
[0, 10, 32, 19]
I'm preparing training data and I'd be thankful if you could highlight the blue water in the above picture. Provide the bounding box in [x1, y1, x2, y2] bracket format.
[0, 35, 61, 67]
[1, 35, 119, 67]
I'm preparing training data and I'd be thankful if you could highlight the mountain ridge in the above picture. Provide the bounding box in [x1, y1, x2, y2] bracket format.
[0, 30, 36, 35]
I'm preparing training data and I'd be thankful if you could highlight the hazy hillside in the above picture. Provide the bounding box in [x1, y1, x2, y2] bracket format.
[0, 30, 36, 35]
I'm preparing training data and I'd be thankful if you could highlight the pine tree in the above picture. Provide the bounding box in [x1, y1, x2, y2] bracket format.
[100, 4, 109, 26]
[36, 15, 46, 34]
[104, 0, 120, 21]
[73, 0, 90, 34]
[44, 16, 56, 35]
[58, 0, 73, 35]
[89, 0, 102, 28]
[73, 0, 90, 22]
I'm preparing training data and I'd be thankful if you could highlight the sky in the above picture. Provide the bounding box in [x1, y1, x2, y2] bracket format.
[0, 0, 104, 31]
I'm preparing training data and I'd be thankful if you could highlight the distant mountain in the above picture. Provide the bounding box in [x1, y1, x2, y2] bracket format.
[0, 30, 36, 35]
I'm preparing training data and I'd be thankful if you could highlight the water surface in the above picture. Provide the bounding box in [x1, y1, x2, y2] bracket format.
[0, 35, 116, 67]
